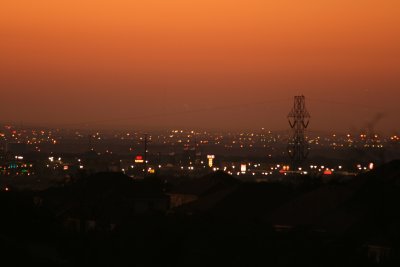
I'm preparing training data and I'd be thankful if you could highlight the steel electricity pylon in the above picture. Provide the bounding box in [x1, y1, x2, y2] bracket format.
[287, 95, 310, 167]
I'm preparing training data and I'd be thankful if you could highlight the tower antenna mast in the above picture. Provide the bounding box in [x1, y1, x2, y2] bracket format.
[287, 95, 311, 167]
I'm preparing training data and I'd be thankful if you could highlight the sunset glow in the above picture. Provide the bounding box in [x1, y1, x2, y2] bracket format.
[1, 0, 399, 132]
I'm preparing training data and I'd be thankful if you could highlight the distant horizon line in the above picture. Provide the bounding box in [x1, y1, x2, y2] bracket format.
[1, 121, 398, 136]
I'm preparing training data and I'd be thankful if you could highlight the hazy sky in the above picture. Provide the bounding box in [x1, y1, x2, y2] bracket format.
[1, 0, 399, 133]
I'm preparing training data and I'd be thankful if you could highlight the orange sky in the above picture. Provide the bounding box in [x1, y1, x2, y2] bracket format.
[1, 0, 399, 133]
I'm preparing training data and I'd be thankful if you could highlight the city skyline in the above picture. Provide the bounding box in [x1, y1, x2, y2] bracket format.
[1, 1, 399, 133]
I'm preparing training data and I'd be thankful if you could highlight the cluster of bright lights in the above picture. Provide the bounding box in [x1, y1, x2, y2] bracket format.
[356, 163, 374, 171]
[390, 135, 399, 141]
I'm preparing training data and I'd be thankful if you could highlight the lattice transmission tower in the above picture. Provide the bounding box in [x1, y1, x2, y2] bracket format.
[287, 95, 310, 167]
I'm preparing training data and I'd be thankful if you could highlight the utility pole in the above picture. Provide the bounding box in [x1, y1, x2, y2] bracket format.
[88, 134, 93, 152]
[194, 133, 197, 156]
[287, 95, 310, 168]
[144, 133, 148, 177]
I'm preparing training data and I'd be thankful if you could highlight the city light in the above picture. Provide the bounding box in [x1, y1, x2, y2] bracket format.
[135, 155, 144, 163]
[369, 163, 374, 170]
[207, 155, 215, 168]
[240, 164, 247, 173]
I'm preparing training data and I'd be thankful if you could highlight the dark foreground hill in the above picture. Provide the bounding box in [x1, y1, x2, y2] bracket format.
[1, 161, 400, 266]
